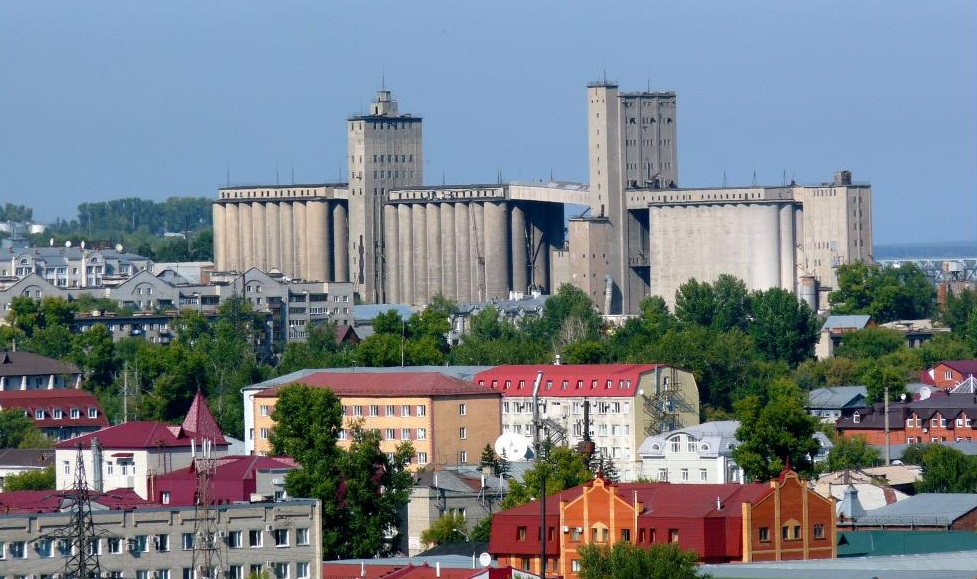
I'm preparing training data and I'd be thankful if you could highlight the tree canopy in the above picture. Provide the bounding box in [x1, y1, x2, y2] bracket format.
[578, 541, 705, 579]
[270, 384, 414, 558]
[0, 409, 50, 449]
[828, 263, 936, 323]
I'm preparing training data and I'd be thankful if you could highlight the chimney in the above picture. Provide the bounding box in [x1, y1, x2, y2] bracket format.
[91, 438, 103, 493]
[436, 562, 441, 577]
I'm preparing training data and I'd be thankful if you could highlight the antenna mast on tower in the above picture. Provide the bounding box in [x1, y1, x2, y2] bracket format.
[191, 439, 225, 579]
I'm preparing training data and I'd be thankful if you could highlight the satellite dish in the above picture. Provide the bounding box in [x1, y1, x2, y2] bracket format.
[65, 240, 72, 248]
[919, 386, 932, 400]
[80, 240, 85, 249]
[115, 243, 124, 252]
[478, 552, 492, 567]
[49, 238, 54, 247]
[494, 432, 529, 462]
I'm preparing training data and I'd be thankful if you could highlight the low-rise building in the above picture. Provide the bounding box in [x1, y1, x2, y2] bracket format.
[0, 492, 322, 579]
[921, 359, 977, 389]
[53, 392, 228, 499]
[838, 493, 977, 531]
[815, 315, 873, 360]
[150, 454, 296, 506]
[0, 350, 82, 391]
[0, 389, 108, 441]
[474, 364, 699, 482]
[488, 469, 835, 577]
[0, 448, 53, 491]
[807, 386, 867, 423]
[836, 391, 977, 445]
[249, 371, 501, 469]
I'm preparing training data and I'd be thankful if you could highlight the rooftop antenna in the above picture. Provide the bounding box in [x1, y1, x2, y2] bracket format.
[226, 163, 230, 187]
[722, 168, 727, 188]
[782, 169, 788, 186]
[276, 164, 280, 186]
[291, 162, 295, 185]
[751, 168, 757, 187]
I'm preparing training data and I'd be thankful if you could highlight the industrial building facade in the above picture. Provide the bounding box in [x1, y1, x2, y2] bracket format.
[214, 83, 872, 315]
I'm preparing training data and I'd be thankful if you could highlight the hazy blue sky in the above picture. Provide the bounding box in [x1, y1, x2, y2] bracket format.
[1, 1, 974, 246]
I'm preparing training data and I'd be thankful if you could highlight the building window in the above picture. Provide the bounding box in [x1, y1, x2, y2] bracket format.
[273, 529, 289, 547]
[353, 406, 363, 416]
[296, 528, 309, 546]
[517, 526, 527, 541]
[296, 562, 310, 579]
[260, 428, 270, 440]
[385, 405, 396, 416]
[459, 427, 467, 439]
[416, 405, 427, 416]
[249, 529, 262, 548]
[813, 524, 825, 539]
[108, 537, 122, 554]
[401, 428, 411, 440]
[669, 529, 679, 543]
[71, 408, 81, 419]
[35, 409, 45, 419]
[571, 560, 581, 573]
[9, 541, 26, 559]
[88, 408, 98, 419]
[571, 527, 582, 542]
[182, 533, 194, 551]
[384, 428, 396, 440]
[228, 566, 243, 579]
[759, 527, 770, 542]
[156, 571, 170, 579]
[591, 524, 609, 543]
[54, 408, 63, 419]
[417, 452, 428, 465]
[852, 412, 860, 423]
[459, 403, 467, 415]
[669, 437, 681, 452]
[227, 531, 243, 549]
[699, 469, 708, 481]
[154, 534, 169, 552]
[369, 405, 379, 417]
[657, 468, 667, 481]
[416, 428, 427, 440]
[459, 450, 468, 463]
[621, 529, 631, 542]
[260, 405, 270, 417]
[681, 469, 689, 481]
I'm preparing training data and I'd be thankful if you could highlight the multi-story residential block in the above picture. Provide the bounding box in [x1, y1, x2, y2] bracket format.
[0, 350, 82, 391]
[0, 389, 108, 441]
[52, 392, 228, 499]
[488, 469, 835, 577]
[0, 493, 322, 579]
[472, 364, 699, 482]
[248, 371, 501, 469]
[1, 246, 153, 288]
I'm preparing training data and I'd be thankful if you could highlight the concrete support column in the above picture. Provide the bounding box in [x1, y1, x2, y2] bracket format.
[280, 202, 294, 276]
[752, 204, 780, 290]
[252, 202, 267, 271]
[529, 204, 549, 292]
[398, 204, 414, 305]
[213, 203, 227, 270]
[456, 203, 472, 303]
[441, 203, 456, 300]
[412, 203, 428, 304]
[510, 202, 528, 294]
[332, 202, 349, 282]
[384, 204, 400, 303]
[780, 204, 797, 292]
[322, 202, 334, 281]
[294, 201, 307, 279]
[426, 203, 442, 299]
[266, 202, 281, 272]
[307, 201, 329, 282]
[472, 202, 485, 301]
[226, 202, 240, 272]
[240, 202, 254, 273]
[484, 201, 508, 300]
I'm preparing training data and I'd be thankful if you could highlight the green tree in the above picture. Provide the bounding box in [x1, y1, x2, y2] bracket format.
[673, 278, 717, 329]
[501, 446, 593, 509]
[529, 284, 602, 353]
[824, 435, 882, 472]
[940, 287, 977, 354]
[712, 274, 751, 333]
[70, 324, 118, 389]
[3, 464, 55, 490]
[270, 385, 414, 559]
[748, 288, 818, 367]
[733, 380, 820, 481]
[828, 263, 936, 323]
[0, 409, 45, 448]
[914, 444, 977, 493]
[420, 513, 468, 546]
[578, 541, 705, 579]
[834, 327, 906, 360]
[470, 515, 494, 541]
[859, 362, 908, 404]
[479, 443, 508, 478]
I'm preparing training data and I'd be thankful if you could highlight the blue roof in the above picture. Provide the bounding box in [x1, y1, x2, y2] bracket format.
[808, 386, 867, 409]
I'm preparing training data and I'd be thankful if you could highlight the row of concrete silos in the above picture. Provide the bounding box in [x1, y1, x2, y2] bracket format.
[214, 200, 349, 281]
[382, 200, 563, 305]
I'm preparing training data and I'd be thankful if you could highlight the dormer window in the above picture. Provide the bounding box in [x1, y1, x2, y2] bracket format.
[88, 408, 98, 419]
[852, 412, 860, 424]
[70, 408, 80, 419]
[35, 409, 45, 419]
[53, 409, 63, 420]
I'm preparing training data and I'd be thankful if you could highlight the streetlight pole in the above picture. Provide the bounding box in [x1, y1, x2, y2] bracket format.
[531, 370, 546, 578]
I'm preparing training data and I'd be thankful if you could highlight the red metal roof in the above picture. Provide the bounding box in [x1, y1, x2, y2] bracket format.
[0, 389, 109, 428]
[54, 420, 227, 450]
[938, 360, 977, 378]
[0, 488, 151, 514]
[181, 391, 227, 445]
[474, 364, 663, 398]
[151, 455, 295, 506]
[255, 371, 500, 399]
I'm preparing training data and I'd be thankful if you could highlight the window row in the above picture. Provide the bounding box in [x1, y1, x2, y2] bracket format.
[343, 404, 427, 417]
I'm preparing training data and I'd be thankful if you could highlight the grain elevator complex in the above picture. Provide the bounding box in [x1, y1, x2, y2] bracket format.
[213, 81, 872, 314]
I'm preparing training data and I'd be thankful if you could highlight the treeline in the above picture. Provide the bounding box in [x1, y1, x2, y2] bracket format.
[0, 203, 33, 222]
[8, 196, 215, 262]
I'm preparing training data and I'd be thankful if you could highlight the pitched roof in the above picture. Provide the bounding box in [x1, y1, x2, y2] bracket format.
[0, 350, 81, 377]
[0, 488, 151, 514]
[856, 493, 977, 526]
[0, 448, 54, 468]
[256, 371, 500, 399]
[0, 389, 108, 428]
[53, 420, 227, 450]
[821, 315, 872, 332]
[474, 364, 664, 398]
[808, 386, 867, 409]
[939, 360, 977, 377]
[181, 391, 227, 445]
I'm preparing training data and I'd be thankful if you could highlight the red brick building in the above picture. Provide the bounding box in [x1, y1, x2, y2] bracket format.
[836, 393, 977, 445]
[488, 470, 834, 577]
[921, 360, 977, 389]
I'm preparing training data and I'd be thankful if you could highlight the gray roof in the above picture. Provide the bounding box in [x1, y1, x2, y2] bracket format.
[874, 440, 977, 459]
[808, 386, 866, 409]
[856, 493, 977, 527]
[701, 550, 977, 579]
[638, 420, 740, 457]
[821, 315, 872, 331]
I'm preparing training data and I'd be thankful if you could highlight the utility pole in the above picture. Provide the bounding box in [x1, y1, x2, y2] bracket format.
[884, 385, 891, 465]
[531, 370, 546, 579]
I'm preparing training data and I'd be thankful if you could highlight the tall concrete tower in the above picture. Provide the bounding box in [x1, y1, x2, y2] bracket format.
[586, 80, 678, 314]
[347, 90, 423, 302]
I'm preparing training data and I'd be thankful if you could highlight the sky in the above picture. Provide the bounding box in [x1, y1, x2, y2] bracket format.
[1, 1, 974, 246]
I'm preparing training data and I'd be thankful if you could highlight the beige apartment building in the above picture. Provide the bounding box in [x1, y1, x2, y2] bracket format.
[249, 371, 501, 469]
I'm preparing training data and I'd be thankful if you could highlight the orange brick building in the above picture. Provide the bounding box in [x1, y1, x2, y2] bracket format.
[836, 392, 977, 445]
[489, 469, 834, 577]
[251, 372, 501, 469]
